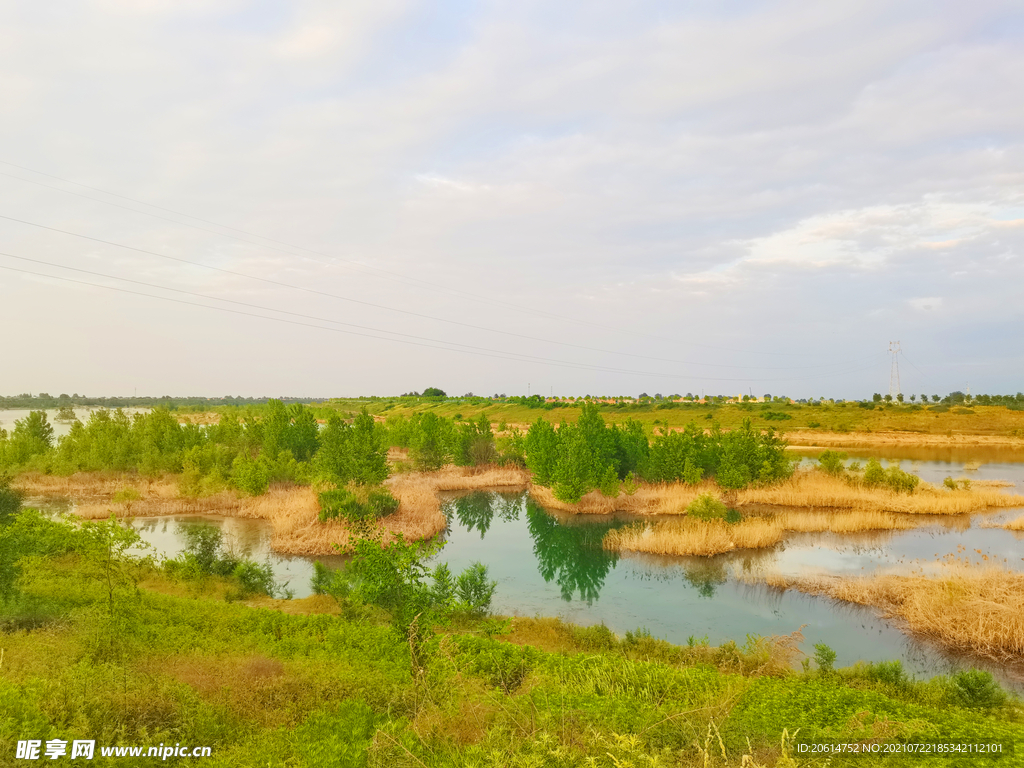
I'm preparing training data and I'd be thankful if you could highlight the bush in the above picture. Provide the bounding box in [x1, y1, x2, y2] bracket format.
[867, 659, 906, 688]
[231, 560, 281, 599]
[862, 459, 919, 493]
[598, 465, 620, 497]
[813, 643, 836, 674]
[233, 454, 270, 496]
[0, 473, 23, 524]
[318, 486, 398, 523]
[686, 493, 729, 521]
[455, 562, 496, 615]
[817, 450, 847, 477]
[885, 466, 920, 494]
[948, 669, 1006, 709]
[943, 476, 971, 491]
[863, 459, 886, 487]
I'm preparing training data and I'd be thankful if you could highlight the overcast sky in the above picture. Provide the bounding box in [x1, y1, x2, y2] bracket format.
[1, 1, 1021, 399]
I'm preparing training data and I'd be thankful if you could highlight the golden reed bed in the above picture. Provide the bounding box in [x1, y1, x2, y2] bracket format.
[16, 467, 530, 557]
[533, 471, 1019, 517]
[736, 471, 1020, 515]
[980, 515, 1024, 532]
[16, 466, 1018, 557]
[751, 564, 1024, 665]
[603, 509, 926, 558]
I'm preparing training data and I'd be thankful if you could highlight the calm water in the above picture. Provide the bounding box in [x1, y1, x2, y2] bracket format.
[28, 449, 1024, 689]
[0, 408, 150, 439]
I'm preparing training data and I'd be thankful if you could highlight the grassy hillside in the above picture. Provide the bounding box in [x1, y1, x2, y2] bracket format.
[302, 398, 1024, 438]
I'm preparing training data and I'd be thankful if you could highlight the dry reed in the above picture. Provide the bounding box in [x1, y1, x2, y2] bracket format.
[736, 470, 1020, 515]
[753, 564, 1024, 664]
[980, 515, 1024, 532]
[786, 430, 1024, 449]
[529, 481, 717, 516]
[16, 466, 532, 557]
[770, 509, 920, 534]
[382, 465, 530, 543]
[604, 517, 784, 557]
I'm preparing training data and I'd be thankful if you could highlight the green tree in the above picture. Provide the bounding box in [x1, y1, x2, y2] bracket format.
[524, 418, 559, 485]
[285, 404, 320, 462]
[348, 409, 389, 484]
[260, 399, 290, 458]
[8, 410, 54, 465]
[409, 412, 453, 471]
[552, 425, 598, 503]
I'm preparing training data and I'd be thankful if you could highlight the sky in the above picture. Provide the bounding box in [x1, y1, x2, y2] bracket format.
[1, 0, 1022, 400]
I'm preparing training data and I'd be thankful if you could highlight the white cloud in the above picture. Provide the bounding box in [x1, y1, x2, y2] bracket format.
[0, 1, 1022, 396]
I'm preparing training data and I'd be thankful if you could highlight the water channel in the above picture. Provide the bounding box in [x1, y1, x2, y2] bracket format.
[27, 449, 1024, 690]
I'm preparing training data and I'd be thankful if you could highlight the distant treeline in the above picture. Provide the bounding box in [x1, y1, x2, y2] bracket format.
[0, 393, 323, 410]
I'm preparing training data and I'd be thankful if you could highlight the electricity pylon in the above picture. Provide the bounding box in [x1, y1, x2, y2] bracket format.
[888, 341, 902, 399]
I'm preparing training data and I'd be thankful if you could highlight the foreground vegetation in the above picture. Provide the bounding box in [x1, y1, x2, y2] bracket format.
[2, 504, 1021, 767]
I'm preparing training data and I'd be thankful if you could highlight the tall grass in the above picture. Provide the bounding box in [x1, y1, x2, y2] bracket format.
[603, 507, 940, 558]
[604, 517, 783, 557]
[755, 563, 1024, 664]
[530, 481, 716, 515]
[770, 509, 920, 533]
[737, 470, 1020, 515]
[981, 515, 1024, 532]
[384, 465, 530, 543]
[17, 466, 532, 556]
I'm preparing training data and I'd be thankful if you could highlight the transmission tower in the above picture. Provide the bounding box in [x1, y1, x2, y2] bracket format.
[888, 341, 902, 399]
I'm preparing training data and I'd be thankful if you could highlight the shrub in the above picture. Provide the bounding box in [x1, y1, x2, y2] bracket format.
[0, 473, 23, 523]
[867, 659, 906, 688]
[232, 454, 270, 496]
[231, 560, 280, 599]
[112, 486, 141, 504]
[813, 643, 836, 674]
[885, 466, 920, 494]
[947, 669, 1006, 709]
[572, 622, 616, 651]
[455, 562, 496, 615]
[318, 488, 363, 522]
[863, 459, 886, 487]
[318, 486, 398, 523]
[686, 493, 729, 521]
[817, 450, 847, 477]
[598, 465, 620, 497]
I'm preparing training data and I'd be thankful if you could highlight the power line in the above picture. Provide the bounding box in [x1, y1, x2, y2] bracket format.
[0, 212, 877, 373]
[0, 159, 830, 358]
[0, 261, 887, 384]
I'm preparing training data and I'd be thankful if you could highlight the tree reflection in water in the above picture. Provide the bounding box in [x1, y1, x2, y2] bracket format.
[525, 501, 622, 604]
[680, 560, 728, 599]
[445, 491, 523, 538]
